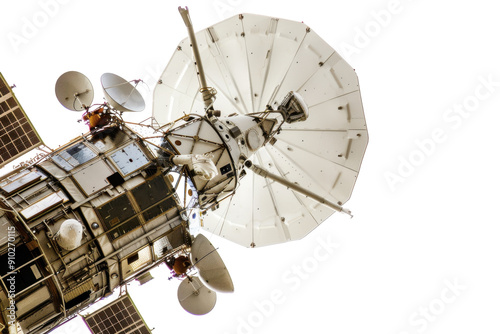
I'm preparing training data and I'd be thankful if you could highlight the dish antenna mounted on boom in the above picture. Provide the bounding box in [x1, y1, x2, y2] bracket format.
[55, 71, 145, 131]
[154, 8, 368, 248]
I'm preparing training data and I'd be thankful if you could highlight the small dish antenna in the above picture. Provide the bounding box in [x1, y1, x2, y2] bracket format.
[177, 276, 217, 315]
[190, 234, 234, 293]
[101, 73, 145, 112]
[55, 71, 94, 111]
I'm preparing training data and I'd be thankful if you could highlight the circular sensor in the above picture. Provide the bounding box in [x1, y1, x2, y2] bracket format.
[246, 129, 264, 151]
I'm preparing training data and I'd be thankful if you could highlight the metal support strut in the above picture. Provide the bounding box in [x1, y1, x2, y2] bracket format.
[244, 160, 353, 217]
[178, 6, 214, 109]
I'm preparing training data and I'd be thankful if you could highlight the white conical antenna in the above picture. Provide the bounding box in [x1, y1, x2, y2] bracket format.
[177, 276, 217, 315]
[55, 71, 94, 111]
[101, 73, 145, 112]
[55, 219, 83, 250]
[190, 234, 234, 293]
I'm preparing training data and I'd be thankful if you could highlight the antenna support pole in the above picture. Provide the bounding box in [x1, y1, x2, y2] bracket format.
[178, 7, 214, 110]
[244, 160, 353, 217]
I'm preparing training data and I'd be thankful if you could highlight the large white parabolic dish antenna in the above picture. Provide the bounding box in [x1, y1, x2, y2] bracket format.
[190, 234, 234, 293]
[55, 71, 94, 111]
[101, 73, 145, 112]
[177, 276, 217, 315]
[154, 14, 368, 247]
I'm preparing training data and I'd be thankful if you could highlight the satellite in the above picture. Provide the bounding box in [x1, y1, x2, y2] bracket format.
[0, 7, 367, 334]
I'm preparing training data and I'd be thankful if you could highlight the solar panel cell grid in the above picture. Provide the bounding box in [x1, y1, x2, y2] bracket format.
[0, 73, 43, 167]
[83, 294, 151, 334]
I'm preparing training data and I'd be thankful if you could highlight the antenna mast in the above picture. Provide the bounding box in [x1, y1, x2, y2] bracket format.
[178, 6, 215, 110]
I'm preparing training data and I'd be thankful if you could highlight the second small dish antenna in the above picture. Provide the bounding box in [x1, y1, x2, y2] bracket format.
[190, 234, 234, 293]
[101, 73, 145, 112]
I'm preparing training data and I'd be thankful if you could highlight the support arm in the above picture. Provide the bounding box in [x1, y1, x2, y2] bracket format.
[178, 7, 214, 109]
[244, 160, 353, 217]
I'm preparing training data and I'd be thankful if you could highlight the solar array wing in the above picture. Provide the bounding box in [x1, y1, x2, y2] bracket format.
[83, 294, 151, 334]
[0, 73, 43, 168]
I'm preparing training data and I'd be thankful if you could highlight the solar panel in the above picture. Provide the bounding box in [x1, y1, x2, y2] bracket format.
[0, 72, 43, 168]
[83, 294, 151, 334]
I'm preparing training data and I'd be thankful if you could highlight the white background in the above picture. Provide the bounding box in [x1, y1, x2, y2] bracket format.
[1, 0, 500, 333]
